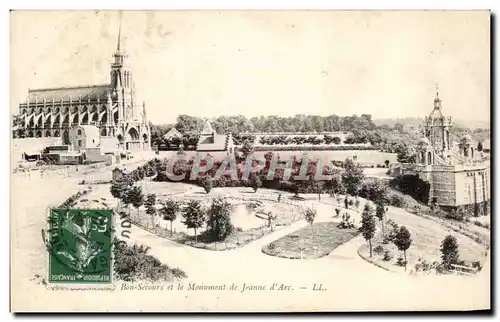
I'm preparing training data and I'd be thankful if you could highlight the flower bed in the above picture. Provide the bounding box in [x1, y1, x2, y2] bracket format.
[262, 222, 359, 259]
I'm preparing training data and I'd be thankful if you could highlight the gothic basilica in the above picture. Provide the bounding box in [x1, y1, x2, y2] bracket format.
[15, 26, 151, 152]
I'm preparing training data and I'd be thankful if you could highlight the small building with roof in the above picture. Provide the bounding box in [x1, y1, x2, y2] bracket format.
[196, 120, 239, 153]
[163, 127, 183, 140]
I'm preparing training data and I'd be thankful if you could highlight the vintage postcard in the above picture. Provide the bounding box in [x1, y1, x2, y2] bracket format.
[10, 10, 491, 312]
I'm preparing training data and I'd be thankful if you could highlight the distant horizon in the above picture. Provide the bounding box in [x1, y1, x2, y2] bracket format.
[11, 11, 490, 125]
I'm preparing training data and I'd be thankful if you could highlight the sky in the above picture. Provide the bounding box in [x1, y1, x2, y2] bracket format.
[10, 11, 490, 125]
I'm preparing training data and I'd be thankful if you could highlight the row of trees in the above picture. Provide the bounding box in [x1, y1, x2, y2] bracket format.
[359, 202, 415, 271]
[111, 175, 236, 243]
[257, 135, 343, 146]
[154, 134, 199, 150]
[172, 114, 377, 135]
[149, 114, 392, 148]
[358, 200, 468, 272]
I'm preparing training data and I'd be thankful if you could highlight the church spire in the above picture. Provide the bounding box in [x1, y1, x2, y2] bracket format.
[433, 83, 441, 110]
[116, 11, 123, 53]
[116, 24, 121, 52]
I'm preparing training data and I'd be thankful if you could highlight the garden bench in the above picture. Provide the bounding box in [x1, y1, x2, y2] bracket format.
[450, 264, 478, 276]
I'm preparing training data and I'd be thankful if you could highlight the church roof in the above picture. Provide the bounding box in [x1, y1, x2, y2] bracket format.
[197, 134, 228, 151]
[163, 127, 183, 139]
[26, 84, 111, 103]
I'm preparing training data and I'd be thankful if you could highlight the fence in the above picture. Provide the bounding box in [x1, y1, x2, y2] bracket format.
[450, 264, 478, 276]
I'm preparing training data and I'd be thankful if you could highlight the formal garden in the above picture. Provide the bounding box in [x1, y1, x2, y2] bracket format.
[74, 148, 491, 276]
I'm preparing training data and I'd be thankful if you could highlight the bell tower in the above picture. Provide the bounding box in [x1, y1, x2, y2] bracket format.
[110, 17, 134, 122]
[423, 84, 452, 154]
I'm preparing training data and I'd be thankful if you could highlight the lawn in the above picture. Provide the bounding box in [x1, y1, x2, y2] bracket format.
[109, 184, 305, 251]
[262, 222, 359, 259]
[358, 207, 489, 273]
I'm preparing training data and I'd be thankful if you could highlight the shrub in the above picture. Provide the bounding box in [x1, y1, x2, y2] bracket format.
[113, 238, 186, 282]
[348, 200, 354, 206]
[387, 193, 405, 207]
[381, 235, 392, 244]
[337, 212, 355, 229]
[206, 196, 234, 241]
[374, 245, 385, 254]
[396, 256, 407, 267]
[440, 235, 460, 269]
[389, 174, 430, 204]
[473, 220, 490, 229]
[200, 177, 214, 194]
[383, 250, 393, 261]
[445, 209, 467, 222]
[421, 260, 432, 272]
[435, 262, 448, 275]
[472, 261, 482, 272]
[358, 179, 388, 202]
[170, 268, 188, 279]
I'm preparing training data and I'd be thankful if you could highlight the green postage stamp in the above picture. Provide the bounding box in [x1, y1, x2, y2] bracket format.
[46, 208, 113, 284]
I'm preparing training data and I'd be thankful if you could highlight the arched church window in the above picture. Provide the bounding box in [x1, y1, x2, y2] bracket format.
[427, 151, 432, 165]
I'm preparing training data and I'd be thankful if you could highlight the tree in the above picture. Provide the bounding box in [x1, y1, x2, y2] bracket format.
[250, 175, 262, 193]
[440, 235, 460, 269]
[355, 198, 361, 210]
[175, 115, 205, 134]
[375, 201, 387, 237]
[359, 204, 376, 257]
[240, 141, 255, 159]
[144, 193, 157, 230]
[144, 193, 157, 209]
[110, 177, 131, 209]
[384, 160, 390, 168]
[477, 142, 483, 152]
[304, 208, 317, 238]
[315, 182, 324, 201]
[341, 158, 365, 196]
[393, 226, 412, 271]
[200, 177, 213, 194]
[182, 200, 206, 243]
[206, 196, 234, 241]
[128, 186, 144, 221]
[344, 196, 349, 209]
[145, 165, 156, 181]
[160, 199, 180, 236]
[395, 143, 416, 164]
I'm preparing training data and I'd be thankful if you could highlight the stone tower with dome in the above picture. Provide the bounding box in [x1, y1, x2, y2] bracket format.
[403, 89, 490, 215]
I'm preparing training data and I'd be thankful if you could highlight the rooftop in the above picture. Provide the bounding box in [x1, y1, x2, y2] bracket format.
[25, 84, 111, 103]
